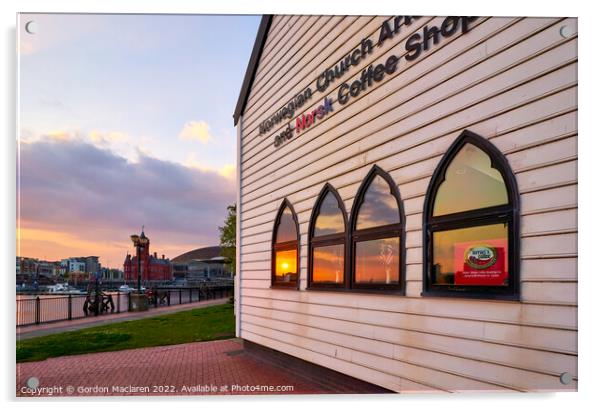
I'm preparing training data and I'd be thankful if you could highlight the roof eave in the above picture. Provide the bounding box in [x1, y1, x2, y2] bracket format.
[233, 15, 273, 126]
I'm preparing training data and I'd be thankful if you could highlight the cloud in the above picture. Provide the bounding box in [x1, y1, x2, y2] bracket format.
[218, 164, 236, 180]
[46, 130, 78, 142]
[178, 121, 212, 144]
[20, 128, 143, 163]
[17, 138, 236, 262]
[183, 153, 236, 181]
[89, 130, 128, 145]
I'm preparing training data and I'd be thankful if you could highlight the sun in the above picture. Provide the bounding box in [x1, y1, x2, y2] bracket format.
[281, 262, 289, 270]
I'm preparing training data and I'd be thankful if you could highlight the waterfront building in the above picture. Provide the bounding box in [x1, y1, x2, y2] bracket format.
[233, 15, 577, 392]
[84, 256, 100, 275]
[16, 257, 37, 276]
[16, 257, 63, 279]
[101, 267, 124, 281]
[171, 246, 233, 282]
[68, 259, 86, 274]
[123, 230, 172, 282]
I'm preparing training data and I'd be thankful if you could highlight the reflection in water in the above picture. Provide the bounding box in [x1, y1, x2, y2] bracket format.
[313, 244, 344, 283]
[276, 207, 297, 242]
[434, 143, 508, 216]
[355, 237, 399, 284]
[432, 223, 508, 286]
[314, 192, 345, 236]
[275, 248, 298, 283]
[356, 175, 399, 229]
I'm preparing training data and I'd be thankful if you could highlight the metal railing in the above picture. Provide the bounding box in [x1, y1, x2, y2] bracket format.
[16, 285, 233, 327]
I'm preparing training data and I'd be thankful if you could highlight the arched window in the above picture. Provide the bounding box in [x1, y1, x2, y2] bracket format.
[349, 165, 405, 292]
[308, 184, 347, 289]
[423, 130, 520, 299]
[272, 199, 300, 288]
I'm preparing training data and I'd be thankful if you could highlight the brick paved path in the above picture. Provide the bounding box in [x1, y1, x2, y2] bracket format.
[16, 339, 334, 397]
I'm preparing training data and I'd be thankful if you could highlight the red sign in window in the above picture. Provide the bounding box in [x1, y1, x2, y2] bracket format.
[453, 239, 507, 286]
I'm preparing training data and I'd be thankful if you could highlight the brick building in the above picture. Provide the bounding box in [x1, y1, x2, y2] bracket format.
[123, 229, 172, 282]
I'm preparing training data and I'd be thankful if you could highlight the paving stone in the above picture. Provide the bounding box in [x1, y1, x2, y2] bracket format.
[16, 339, 334, 397]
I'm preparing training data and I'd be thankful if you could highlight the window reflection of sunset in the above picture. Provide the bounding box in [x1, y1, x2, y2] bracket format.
[276, 207, 297, 242]
[275, 249, 297, 278]
[357, 175, 399, 229]
[355, 237, 399, 284]
[314, 192, 345, 236]
[434, 144, 508, 216]
[314, 213, 345, 236]
[432, 224, 508, 285]
[313, 244, 344, 283]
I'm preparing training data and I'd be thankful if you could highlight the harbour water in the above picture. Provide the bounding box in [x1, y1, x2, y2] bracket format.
[16, 292, 130, 326]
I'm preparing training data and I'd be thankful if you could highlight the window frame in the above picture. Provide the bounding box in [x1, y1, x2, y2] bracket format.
[422, 130, 521, 300]
[348, 165, 406, 293]
[308, 183, 348, 290]
[271, 199, 300, 289]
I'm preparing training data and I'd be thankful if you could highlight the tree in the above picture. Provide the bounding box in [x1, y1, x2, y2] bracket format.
[218, 203, 236, 275]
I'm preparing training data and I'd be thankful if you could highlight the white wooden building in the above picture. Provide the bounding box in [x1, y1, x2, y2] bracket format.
[233, 15, 577, 393]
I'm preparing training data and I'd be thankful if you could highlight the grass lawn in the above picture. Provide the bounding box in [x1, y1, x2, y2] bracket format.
[17, 303, 235, 363]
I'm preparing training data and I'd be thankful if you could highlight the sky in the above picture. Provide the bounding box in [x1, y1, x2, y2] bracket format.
[17, 13, 260, 268]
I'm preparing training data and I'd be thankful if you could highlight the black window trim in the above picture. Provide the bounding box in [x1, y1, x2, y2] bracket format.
[271, 199, 300, 289]
[308, 183, 348, 290]
[348, 165, 406, 294]
[422, 129, 521, 301]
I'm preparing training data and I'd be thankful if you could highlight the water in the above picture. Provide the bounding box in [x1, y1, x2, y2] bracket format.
[16, 292, 130, 326]
[16, 287, 227, 326]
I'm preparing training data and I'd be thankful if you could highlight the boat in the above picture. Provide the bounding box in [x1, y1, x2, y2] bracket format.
[47, 283, 84, 294]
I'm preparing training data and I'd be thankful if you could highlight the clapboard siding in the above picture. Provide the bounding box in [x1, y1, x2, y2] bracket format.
[243, 15, 398, 138]
[241, 61, 576, 208]
[240, 106, 577, 230]
[240, 81, 576, 218]
[241, 324, 508, 392]
[241, 17, 566, 177]
[242, 315, 572, 391]
[241, 305, 576, 375]
[237, 15, 578, 393]
[245, 16, 366, 116]
[241, 15, 482, 152]
[239, 214, 578, 261]
[241, 17, 568, 172]
[241, 329, 445, 392]
[239, 277, 577, 305]
[241, 287, 577, 329]
[239, 109, 577, 228]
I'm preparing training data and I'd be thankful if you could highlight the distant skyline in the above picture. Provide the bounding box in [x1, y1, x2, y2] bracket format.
[17, 13, 261, 267]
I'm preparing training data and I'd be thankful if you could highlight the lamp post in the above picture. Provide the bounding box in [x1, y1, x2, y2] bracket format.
[130, 232, 149, 294]
[130, 234, 141, 293]
[129, 230, 149, 312]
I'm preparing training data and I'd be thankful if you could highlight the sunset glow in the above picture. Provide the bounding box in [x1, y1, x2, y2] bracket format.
[275, 249, 297, 279]
[18, 13, 260, 263]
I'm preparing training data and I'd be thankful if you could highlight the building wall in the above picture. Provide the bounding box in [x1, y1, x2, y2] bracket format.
[124, 239, 172, 282]
[85, 256, 100, 274]
[124, 256, 172, 281]
[237, 16, 577, 392]
[69, 260, 86, 273]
